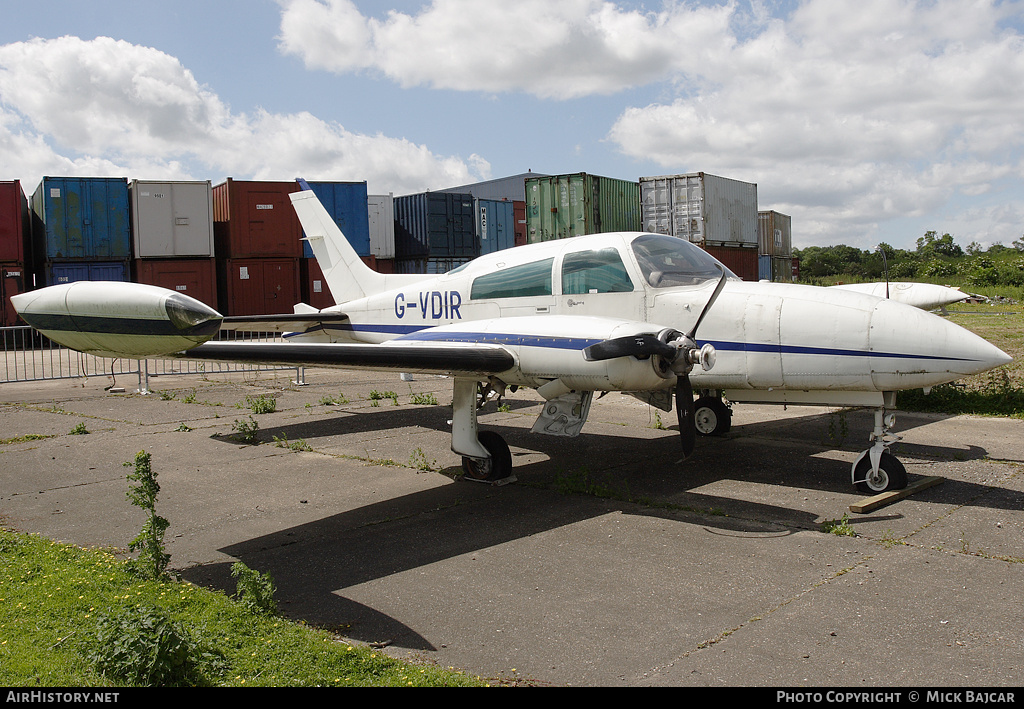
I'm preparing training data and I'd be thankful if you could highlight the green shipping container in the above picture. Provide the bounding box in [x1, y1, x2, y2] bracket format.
[525, 173, 640, 243]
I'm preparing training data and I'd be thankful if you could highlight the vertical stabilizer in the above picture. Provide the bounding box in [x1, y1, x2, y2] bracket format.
[290, 183, 385, 304]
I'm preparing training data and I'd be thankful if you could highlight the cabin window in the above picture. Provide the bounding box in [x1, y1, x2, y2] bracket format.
[631, 233, 735, 287]
[470, 258, 553, 299]
[560, 248, 635, 294]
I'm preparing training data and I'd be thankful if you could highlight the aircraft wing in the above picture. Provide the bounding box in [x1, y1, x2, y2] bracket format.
[219, 313, 351, 333]
[180, 340, 517, 376]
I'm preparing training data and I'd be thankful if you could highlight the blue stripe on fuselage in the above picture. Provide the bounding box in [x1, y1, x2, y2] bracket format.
[287, 323, 981, 363]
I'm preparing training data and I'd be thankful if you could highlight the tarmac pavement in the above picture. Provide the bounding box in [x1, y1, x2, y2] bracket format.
[1, 368, 1022, 687]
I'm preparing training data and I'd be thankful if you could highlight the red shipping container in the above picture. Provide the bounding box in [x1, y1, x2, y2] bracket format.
[212, 179, 303, 258]
[513, 200, 527, 247]
[218, 258, 300, 316]
[134, 259, 218, 310]
[0, 181, 28, 264]
[703, 244, 759, 282]
[2, 262, 27, 327]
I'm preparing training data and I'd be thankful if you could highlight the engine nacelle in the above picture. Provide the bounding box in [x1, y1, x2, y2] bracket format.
[11, 281, 222, 359]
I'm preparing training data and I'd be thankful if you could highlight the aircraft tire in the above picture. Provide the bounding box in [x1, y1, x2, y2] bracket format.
[854, 452, 908, 494]
[461, 430, 512, 481]
[693, 396, 731, 436]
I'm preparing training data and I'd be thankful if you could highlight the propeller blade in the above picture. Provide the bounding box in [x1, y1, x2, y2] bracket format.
[675, 374, 696, 459]
[583, 333, 677, 362]
[685, 266, 728, 340]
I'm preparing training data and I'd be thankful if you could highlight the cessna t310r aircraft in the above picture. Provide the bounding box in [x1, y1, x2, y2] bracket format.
[12, 180, 1011, 494]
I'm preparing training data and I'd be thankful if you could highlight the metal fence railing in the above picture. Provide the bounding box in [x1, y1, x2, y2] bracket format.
[1, 326, 306, 392]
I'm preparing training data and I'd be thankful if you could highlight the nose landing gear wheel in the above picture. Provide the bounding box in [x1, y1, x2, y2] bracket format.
[693, 396, 731, 436]
[461, 430, 512, 482]
[853, 452, 907, 494]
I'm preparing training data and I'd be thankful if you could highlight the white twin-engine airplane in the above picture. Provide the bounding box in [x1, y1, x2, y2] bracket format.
[12, 180, 1011, 495]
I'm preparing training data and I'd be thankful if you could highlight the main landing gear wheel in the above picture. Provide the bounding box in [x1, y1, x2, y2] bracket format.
[461, 430, 512, 482]
[853, 452, 908, 494]
[693, 396, 731, 436]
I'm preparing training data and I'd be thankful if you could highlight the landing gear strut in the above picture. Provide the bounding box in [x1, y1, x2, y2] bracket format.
[451, 378, 513, 482]
[852, 396, 908, 494]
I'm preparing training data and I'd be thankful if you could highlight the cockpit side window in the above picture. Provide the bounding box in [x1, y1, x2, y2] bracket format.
[631, 234, 735, 287]
[470, 258, 553, 299]
[561, 248, 635, 294]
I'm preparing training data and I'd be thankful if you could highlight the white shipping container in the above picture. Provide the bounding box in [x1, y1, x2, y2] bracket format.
[640, 173, 758, 246]
[130, 180, 215, 258]
[367, 193, 395, 259]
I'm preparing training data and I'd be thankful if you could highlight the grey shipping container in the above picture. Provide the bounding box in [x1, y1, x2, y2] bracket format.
[757, 210, 792, 258]
[394, 192, 476, 259]
[367, 194, 395, 259]
[640, 173, 757, 246]
[476, 199, 515, 254]
[130, 180, 215, 258]
[31, 177, 132, 261]
[525, 173, 640, 242]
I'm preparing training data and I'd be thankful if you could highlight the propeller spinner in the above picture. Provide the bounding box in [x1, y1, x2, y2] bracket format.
[583, 266, 727, 459]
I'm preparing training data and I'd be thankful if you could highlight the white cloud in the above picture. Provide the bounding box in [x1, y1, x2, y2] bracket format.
[276, 0, 736, 99]
[0, 35, 486, 194]
[607, 0, 1024, 248]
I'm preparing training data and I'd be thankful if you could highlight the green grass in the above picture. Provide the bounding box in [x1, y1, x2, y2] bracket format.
[0, 527, 486, 687]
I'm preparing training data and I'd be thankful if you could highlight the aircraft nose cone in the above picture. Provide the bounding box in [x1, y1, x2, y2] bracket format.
[869, 298, 1011, 389]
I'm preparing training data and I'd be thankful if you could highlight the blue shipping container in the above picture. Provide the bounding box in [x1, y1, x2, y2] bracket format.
[758, 254, 772, 280]
[31, 177, 131, 261]
[46, 261, 129, 286]
[394, 192, 476, 259]
[304, 181, 371, 258]
[475, 199, 515, 254]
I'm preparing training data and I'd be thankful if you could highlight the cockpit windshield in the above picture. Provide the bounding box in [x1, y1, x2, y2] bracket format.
[630, 233, 736, 288]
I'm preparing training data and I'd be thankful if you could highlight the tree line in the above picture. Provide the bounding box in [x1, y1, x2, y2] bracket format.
[794, 231, 1024, 287]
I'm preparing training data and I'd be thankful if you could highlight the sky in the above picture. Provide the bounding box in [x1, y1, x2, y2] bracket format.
[0, 0, 1022, 252]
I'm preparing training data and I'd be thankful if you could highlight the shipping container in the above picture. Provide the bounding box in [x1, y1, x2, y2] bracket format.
[513, 200, 527, 247]
[133, 258, 217, 309]
[1, 263, 26, 327]
[46, 261, 129, 286]
[217, 258, 300, 316]
[525, 173, 640, 242]
[367, 194, 396, 259]
[757, 210, 793, 258]
[702, 244, 758, 282]
[792, 256, 800, 281]
[212, 179, 302, 258]
[394, 192, 476, 259]
[759, 254, 772, 281]
[476, 199, 515, 254]
[0, 181, 30, 264]
[772, 256, 794, 283]
[640, 173, 757, 246]
[302, 182, 370, 258]
[31, 177, 131, 261]
[130, 180, 215, 258]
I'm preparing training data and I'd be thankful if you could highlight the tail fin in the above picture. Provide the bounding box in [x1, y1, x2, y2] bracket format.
[290, 181, 385, 304]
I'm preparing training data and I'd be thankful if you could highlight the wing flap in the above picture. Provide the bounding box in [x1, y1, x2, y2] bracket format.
[181, 340, 516, 376]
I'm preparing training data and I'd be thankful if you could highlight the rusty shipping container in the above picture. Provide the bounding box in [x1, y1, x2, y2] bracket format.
[703, 244, 759, 282]
[2, 263, 27, 327]
[757, 210, 792, 258]
[212, 179, 303, 258]
[217, 258, 300, 317]
[0, 181, 30, 264]
[131, 180, 215, 258]
[640, 173, 757, 246]
[525, 173, 640, 242]
[134, 259, 218, 309]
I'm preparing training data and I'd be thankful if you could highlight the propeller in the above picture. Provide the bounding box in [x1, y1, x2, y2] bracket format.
[583, 266, 728, 460]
